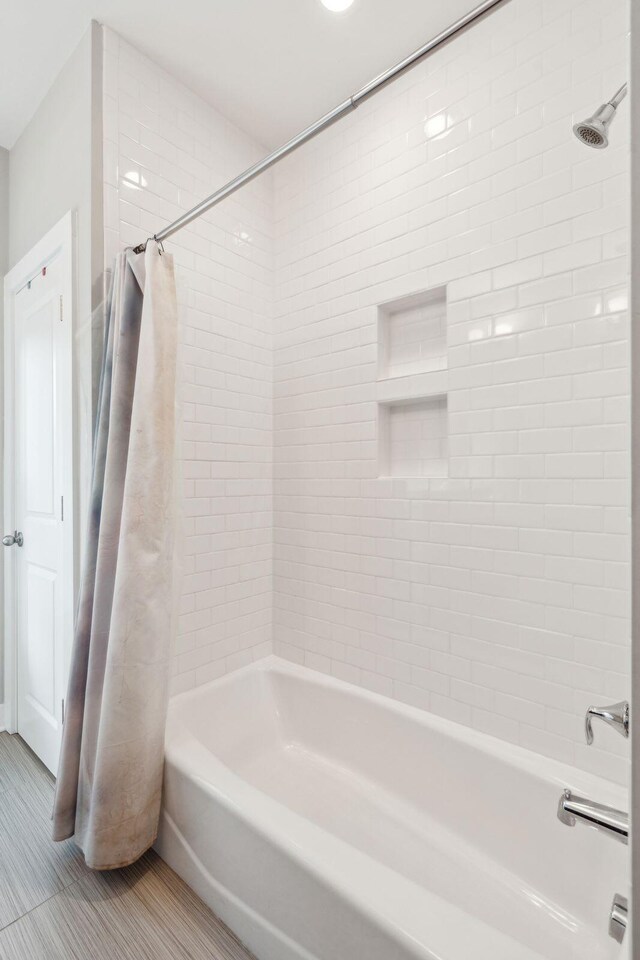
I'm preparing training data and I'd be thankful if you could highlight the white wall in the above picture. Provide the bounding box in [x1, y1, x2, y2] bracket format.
[102, 27, 274, 694]
[9, 24, 102, 316]
[0, 146, 8, 708]
[8, 22, 103, 627]
[629, 0, 640, 934]
[0, 148, 8, 271]
[102, 0, 629, 785]
[3, 24, 101, 707]
[272, 0, 630, 784]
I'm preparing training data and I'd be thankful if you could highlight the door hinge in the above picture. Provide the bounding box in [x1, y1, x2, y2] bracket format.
[59, 295, 63, 322]
[61, 699, 65, 724]
[60, 495, 64, 521]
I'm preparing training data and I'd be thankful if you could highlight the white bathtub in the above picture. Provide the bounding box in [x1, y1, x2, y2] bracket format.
[156, 657, 629, 960]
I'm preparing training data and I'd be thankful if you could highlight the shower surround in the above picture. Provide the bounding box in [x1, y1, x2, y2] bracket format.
[102, 0, 630, 786]
[103, 27, 274, 687]
[272, 0, 630, 786]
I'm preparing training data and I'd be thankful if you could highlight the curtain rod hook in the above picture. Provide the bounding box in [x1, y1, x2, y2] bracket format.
[153, 235, 165, 255]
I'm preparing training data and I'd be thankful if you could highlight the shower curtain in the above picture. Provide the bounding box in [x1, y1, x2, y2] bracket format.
[52, 244, 178, 870]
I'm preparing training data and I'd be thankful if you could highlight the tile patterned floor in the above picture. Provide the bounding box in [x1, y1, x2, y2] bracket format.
[0, 732, 256, 960]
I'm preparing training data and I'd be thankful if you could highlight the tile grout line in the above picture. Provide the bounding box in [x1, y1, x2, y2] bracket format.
[0, 882, 82, 935]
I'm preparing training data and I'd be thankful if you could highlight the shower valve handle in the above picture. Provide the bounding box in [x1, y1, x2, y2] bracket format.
[585, 701, 629, 745]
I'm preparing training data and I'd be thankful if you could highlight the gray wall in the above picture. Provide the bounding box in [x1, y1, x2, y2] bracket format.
[0, 147, 9, 707]
[0, 148, 8, 267]
[8, 24, 101, 290]
[2, 22, 103, 709]
[631, 1, 639, 950]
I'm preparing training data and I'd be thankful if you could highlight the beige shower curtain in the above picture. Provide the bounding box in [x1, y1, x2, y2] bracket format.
[52, 244, 178, 870]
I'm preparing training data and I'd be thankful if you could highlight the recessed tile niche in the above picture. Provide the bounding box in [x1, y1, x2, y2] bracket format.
[378, 287, 447, 379]
[379, 397, 448, 478]
[377, 286, 448, 479]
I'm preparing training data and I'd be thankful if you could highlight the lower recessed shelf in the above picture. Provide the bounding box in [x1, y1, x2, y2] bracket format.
[378, 396, 448, 479]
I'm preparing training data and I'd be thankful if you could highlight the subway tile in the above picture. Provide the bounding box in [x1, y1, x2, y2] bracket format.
[104, 0, 630, 788]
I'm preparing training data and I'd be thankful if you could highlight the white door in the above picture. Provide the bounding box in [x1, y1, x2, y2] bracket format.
[4, 215, 74, 775]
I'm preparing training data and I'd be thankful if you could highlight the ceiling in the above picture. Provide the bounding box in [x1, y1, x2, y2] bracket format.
[0, 0, 490, 151]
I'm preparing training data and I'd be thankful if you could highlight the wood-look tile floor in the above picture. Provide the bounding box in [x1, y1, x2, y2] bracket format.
[0, 732, 257, 960]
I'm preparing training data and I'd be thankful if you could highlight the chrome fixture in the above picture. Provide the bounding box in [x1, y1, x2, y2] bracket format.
[132, 0, 508, 253]
[557, 789, 628, 844]
[573, 83, 628, 149]
[2, 531, 23, 547]
[609, 894, 628, 944]
[585, 701, 629, 745]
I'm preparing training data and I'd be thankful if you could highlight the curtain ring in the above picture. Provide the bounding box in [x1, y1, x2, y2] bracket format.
[153, 235, 165, 255]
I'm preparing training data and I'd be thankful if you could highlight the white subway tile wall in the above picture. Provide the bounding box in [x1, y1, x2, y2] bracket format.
[102, 29, 274, 694]
[102, 0, 630, 785]
[272, 0, 630, 783]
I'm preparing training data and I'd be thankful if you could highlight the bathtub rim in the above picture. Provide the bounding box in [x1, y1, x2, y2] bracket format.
[166, 654, 628, 808]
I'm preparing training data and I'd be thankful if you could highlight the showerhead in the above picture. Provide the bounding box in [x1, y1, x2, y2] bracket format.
[573, 109, 613, 148]
[573, 84, 628, 149]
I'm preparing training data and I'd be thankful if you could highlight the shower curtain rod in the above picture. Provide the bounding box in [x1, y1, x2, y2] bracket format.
[132, 0, 508, 254]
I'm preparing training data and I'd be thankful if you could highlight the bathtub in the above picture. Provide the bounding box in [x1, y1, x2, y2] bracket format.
[156, 657, 629, 960]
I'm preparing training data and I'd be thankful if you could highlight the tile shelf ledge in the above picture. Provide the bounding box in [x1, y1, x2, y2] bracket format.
[376, 369, 449, 405]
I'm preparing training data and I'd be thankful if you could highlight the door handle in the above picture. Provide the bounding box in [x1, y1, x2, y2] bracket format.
[3, 531, 23, 547]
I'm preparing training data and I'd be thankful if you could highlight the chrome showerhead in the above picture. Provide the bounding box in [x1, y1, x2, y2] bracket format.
[573, 84, 628, 149]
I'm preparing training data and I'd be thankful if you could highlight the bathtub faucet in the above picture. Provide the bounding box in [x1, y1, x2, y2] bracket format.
[557, 789, 628, 844]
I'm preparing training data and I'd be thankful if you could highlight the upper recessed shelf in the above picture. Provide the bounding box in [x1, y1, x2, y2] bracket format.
[378, 286, 447, 380]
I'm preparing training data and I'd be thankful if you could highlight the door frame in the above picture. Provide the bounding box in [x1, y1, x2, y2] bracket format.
[3, 212, 75, 736]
